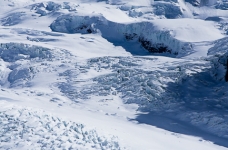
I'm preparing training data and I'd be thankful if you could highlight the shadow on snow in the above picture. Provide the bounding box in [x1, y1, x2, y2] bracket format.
[131, 69, 228, 148]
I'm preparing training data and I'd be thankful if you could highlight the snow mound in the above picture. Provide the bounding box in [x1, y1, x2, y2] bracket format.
[0, 43, 51, 62]
[50, 14, 192, 56]
[1, 12, 26, 26]
[7, 68, 34, 87]
[153, 1, 182, 19]
[0, 105, 120, 150]
[0, 43, 52, 87]
[50, 15, 101, 34]
[28, 1, 78, 16]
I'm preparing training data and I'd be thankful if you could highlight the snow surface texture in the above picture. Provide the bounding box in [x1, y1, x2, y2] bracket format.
[0, 0, 228, 149]
[50, 14, 194, 56]
[208, 37, 228, 82]
[0, 104, 120, 150]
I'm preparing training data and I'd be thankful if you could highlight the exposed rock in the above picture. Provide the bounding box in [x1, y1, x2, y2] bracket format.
[139, 37, 172, 53]
[225, 60, 228, 82]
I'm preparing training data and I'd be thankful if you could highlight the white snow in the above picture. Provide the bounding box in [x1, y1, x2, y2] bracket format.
[0, 0, 228, 150]
[152, 18, 224, 42]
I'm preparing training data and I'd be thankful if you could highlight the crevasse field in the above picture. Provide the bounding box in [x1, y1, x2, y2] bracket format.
[0, 0, 228, 149]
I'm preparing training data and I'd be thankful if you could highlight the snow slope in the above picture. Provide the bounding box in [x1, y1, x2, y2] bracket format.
[0, 0, 228, 149]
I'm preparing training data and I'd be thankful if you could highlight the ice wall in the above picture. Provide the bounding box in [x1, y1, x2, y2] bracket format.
[50, 14, 192, 56]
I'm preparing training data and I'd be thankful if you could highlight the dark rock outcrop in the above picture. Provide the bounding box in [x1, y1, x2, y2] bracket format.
[225, 59, 228, 82]
[139, 37, 172, 53]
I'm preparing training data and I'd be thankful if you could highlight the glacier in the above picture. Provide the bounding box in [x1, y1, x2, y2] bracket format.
[0, 0, 228, 149]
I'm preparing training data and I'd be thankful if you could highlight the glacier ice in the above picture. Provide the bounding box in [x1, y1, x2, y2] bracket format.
[0, 107, 120, 150]
[0, 43, 52, 62]
[50, 14, 192, 56]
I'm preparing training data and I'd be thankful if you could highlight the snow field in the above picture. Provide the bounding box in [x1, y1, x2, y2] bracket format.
[0, 0, 228, 149]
